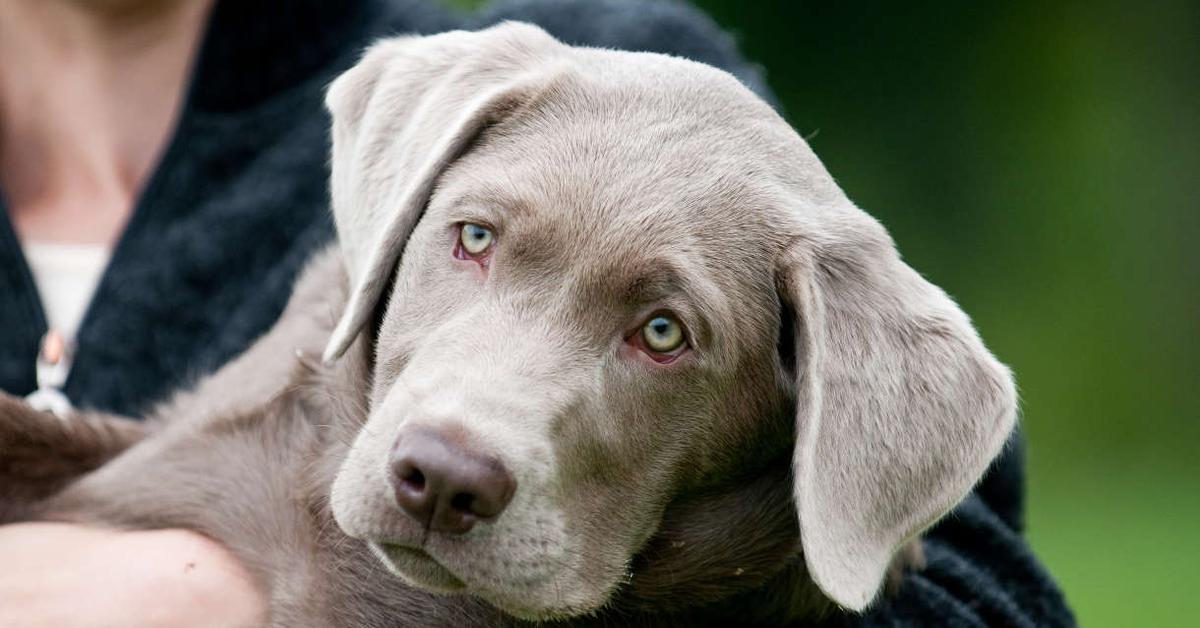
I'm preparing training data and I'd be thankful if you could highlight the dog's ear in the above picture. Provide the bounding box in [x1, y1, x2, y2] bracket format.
[322, 22, 563, 362]
[776, 206, 1016, 611]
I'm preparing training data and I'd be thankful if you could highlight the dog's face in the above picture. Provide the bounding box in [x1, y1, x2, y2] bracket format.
[327, 23, 1016, 620]
[333, 70, 794, 617]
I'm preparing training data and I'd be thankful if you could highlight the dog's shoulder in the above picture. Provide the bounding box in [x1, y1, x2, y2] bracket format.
[150, 245, 349, 428]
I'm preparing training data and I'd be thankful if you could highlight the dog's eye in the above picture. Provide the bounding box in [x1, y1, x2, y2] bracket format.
[459, 223, 495, 255]
[641, 315, 686, 354]
[454, 223, 496, 266]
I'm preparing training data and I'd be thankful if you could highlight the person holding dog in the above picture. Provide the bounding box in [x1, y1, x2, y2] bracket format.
[0, 0, 1071, 626]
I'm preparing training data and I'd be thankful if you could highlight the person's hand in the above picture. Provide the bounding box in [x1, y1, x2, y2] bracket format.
[0, 522, 267, 628]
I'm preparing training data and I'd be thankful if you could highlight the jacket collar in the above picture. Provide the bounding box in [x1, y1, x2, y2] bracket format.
[188, 0, 378, 112]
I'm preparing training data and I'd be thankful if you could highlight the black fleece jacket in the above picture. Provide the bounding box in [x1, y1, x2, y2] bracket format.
[0, 0, 1073, 625]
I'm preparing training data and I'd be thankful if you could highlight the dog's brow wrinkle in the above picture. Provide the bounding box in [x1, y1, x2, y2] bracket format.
[622, 269, 687, 304]
[447, 186, 533, 220]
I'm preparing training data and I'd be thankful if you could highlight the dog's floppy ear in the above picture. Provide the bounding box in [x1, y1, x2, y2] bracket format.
[777, 205, 1016, 611]
[322, 22, 563, 362]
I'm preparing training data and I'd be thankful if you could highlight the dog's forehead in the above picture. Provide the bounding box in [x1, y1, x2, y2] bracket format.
[438, 52, 804, 269]
[421, 48, 842, 340]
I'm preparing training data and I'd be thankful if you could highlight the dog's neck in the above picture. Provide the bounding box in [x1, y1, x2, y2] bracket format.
[596, 460, 834, 626]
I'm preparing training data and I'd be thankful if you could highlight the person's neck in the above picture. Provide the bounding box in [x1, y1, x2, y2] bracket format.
[0, 0, 213, 245]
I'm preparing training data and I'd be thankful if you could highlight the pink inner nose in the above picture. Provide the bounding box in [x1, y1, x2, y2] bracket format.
[390, 428, 516, 535]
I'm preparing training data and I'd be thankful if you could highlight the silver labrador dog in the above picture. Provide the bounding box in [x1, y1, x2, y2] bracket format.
[0, 22, 1015, 627]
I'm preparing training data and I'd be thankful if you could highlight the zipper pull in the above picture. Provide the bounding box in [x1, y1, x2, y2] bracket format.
[25, 330, 75, 418]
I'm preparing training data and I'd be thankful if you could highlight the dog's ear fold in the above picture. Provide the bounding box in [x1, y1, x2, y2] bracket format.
[322, 22, 563, 362]
[776, 207, 1016, 611]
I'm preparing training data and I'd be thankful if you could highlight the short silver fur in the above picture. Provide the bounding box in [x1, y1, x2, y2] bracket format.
[321, 22, 1016, 615]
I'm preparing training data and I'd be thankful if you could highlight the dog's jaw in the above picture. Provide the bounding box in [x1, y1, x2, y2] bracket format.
[371, 542, 466, 592]
[328, 374, 625, 620]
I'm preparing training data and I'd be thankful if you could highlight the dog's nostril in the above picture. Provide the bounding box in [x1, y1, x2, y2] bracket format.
[400, 467, 426, 491]
[389, 428, 517, 535]
[450, 492, 474, 514]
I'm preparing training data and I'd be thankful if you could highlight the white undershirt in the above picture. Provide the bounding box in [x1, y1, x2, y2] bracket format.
[23, 241, 112, 343]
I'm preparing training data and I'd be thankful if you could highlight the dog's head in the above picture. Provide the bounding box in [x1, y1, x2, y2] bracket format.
[325, 22, 1015, 620]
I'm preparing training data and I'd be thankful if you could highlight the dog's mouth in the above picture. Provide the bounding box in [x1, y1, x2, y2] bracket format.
[368, 537, 604, 621]
[371, 541, 467, 592]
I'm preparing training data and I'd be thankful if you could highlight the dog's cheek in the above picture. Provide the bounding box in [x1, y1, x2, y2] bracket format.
[328, 391, 410, 541]
[548, 383, 689, 585]
[370, 255, 470, 392]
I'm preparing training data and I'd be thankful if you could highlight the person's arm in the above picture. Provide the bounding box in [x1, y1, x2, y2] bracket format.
[0, 390, 268, 627]
[0, 523, 266, 628]
[846, 498, 1074, 627]
[845, 441, 1075, 626]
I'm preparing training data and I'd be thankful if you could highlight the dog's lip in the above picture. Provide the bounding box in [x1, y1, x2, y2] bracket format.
[377, 541, 433, 561]
[370, 539, 601, 620]
[374, 542, 585, 621]
[373, 540, 467, 589]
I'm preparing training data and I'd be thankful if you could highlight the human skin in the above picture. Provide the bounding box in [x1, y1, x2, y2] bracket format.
[0, 0, 267, 625]
[0, 0, 208, 244]
[0, 523, 266, 628]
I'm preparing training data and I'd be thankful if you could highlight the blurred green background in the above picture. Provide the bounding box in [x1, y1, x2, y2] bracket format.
[452, 1, 1198, 624]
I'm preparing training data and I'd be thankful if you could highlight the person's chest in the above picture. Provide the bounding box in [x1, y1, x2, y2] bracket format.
[0, 91, 336, 416]
[0, 0, 467, 417]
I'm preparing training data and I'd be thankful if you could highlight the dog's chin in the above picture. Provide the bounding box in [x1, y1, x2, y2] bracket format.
[480, 593, 609, 623]
[369, 541, 613, 621]
[371, 542, 466, 592]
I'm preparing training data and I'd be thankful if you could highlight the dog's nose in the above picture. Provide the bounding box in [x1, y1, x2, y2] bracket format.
[390, 429, 516, 534]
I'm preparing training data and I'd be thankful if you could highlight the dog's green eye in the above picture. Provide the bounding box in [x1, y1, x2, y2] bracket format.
[642, 315, 686, 353]
[460, 223, 494, 255]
